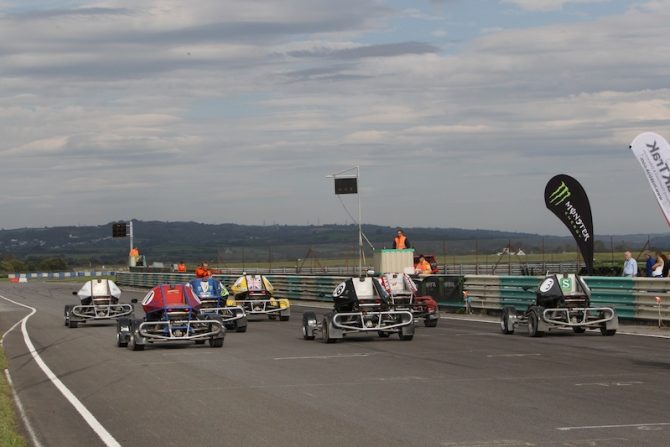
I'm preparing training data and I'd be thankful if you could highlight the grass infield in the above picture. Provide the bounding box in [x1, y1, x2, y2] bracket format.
[0, 349, 27, 447]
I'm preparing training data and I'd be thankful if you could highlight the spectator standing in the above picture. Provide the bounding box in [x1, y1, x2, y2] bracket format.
[652, 251, 664, 278]
[663, 253, 670, 278]
[177, 261, 187, 273]
[622, 251, 637, 277]
[463, 290, 472, 314]
[195, 261, 212, 278]
[392, 229, 411, 249]
[644, 251, 655, 277]
[414, 255, 432, 275]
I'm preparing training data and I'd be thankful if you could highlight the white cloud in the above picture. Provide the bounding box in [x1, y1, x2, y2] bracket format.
[500, 0, 610, 12]
[1, 1, 670, 234]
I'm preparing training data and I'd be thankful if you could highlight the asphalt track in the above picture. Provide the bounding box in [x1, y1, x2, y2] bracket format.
[1, 281, 669, 447]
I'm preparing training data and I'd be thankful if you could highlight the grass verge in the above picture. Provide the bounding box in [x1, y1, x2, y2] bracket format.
[0, 349, 27, 447]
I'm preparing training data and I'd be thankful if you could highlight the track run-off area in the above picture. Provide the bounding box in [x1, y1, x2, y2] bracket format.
[1, 281, 669, 447]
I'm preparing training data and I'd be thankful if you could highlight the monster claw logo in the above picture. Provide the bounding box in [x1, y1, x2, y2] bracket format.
[549, 181, 571, 205]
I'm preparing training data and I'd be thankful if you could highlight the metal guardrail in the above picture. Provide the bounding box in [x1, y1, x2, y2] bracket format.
[114, 272, 670, 324]
[463, 275, 670, 322]
[7, 271, 114, 279]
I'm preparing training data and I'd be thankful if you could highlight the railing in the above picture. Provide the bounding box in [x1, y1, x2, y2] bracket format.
[463, 275, 670, 322]
[114, 272, 670, 324]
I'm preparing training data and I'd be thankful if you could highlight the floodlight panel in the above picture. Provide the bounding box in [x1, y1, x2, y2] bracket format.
[334, 177, 358, 195]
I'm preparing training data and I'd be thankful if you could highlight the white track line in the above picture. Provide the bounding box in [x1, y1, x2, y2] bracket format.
[2, 306, 44, 447]
[557, 422, 670, 431]
[0, 293, 121, 447]
[4, 369, 43, 447]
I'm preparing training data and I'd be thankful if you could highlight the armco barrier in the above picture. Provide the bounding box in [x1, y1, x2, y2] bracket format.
[115, 272, 348, 304]
[115, 272, 465, 307]
[113, 272, 670, 324]
[463, 275, 670, 322]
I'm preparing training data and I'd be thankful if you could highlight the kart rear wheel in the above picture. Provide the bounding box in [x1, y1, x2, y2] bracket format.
[68, 319, 79, 329]
[302, 312, 316, 340]
[235, 324, 248, 333]
[129, 334, 144, 351]
[209, 337, 224, 348]
[501, 306, 515, 335]
[321, 316, 336, 344]
[64, 305, 72, 326]
[600, 327, 616, 336]
[424, 317, 438, 328]
[528, 307, 544, 338]
[116, 318, 130, 347]
[572, 326, 586, 334]
[279, 315, 290, 322]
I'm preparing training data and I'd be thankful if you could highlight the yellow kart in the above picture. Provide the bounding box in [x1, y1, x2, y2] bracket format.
[230, 274, 290, 321]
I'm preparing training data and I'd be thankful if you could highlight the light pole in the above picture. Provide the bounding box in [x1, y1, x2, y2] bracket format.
[327, 166, 363, 276]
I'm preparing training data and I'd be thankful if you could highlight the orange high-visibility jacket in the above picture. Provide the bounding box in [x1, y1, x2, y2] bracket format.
[393, 235, 410, 249]
[195, 266, 211, 278]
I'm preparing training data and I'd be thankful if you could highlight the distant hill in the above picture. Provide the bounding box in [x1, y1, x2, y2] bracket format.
[0, 221, 663, 266]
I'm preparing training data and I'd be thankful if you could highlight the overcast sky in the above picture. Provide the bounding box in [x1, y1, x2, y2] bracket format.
[1, 0, 669, 235]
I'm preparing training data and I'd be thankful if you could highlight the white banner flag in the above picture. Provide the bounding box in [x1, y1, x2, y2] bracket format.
[630, 132, 670, 226]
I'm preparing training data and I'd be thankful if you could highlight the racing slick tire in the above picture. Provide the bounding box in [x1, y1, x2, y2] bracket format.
[424, 316, 439, 328]
[209, 337, 224, 348]
[235, 322, 248, 333]
[64, 305, 72, 326]
[399, 318, 415, 341]
[600, 327, 616, 336]
[129, 334, 145, 351]
[129, 319, 145, 351]
[528, 307, 544, 338]
[302, 312, 317, 340]
[501, 306, 516, 335]
[116, 318, 131, 347]
[280, 315, 290, 322]
[68, 318, 79, 329]
[321, 315, 337, 344]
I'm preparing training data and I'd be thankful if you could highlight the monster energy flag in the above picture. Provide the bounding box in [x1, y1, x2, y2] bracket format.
[630, 132, 670, 226]
[545, 175, 594, 273]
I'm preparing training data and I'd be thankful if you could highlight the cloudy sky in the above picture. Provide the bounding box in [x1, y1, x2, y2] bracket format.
[1, 0, 669, 235]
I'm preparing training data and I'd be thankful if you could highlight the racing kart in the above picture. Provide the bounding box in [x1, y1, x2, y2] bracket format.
[230, 274, 290, 321]
[64, 279, 133, 328]
[116, 284, 225, 350]
[188, 278, 248, 332]
[500, 273, 619, 337]
[302, 276, 415, 343]
[380, 272, 439, 327]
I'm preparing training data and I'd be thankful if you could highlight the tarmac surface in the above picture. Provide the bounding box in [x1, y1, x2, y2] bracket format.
[1, 280, 669, 447]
